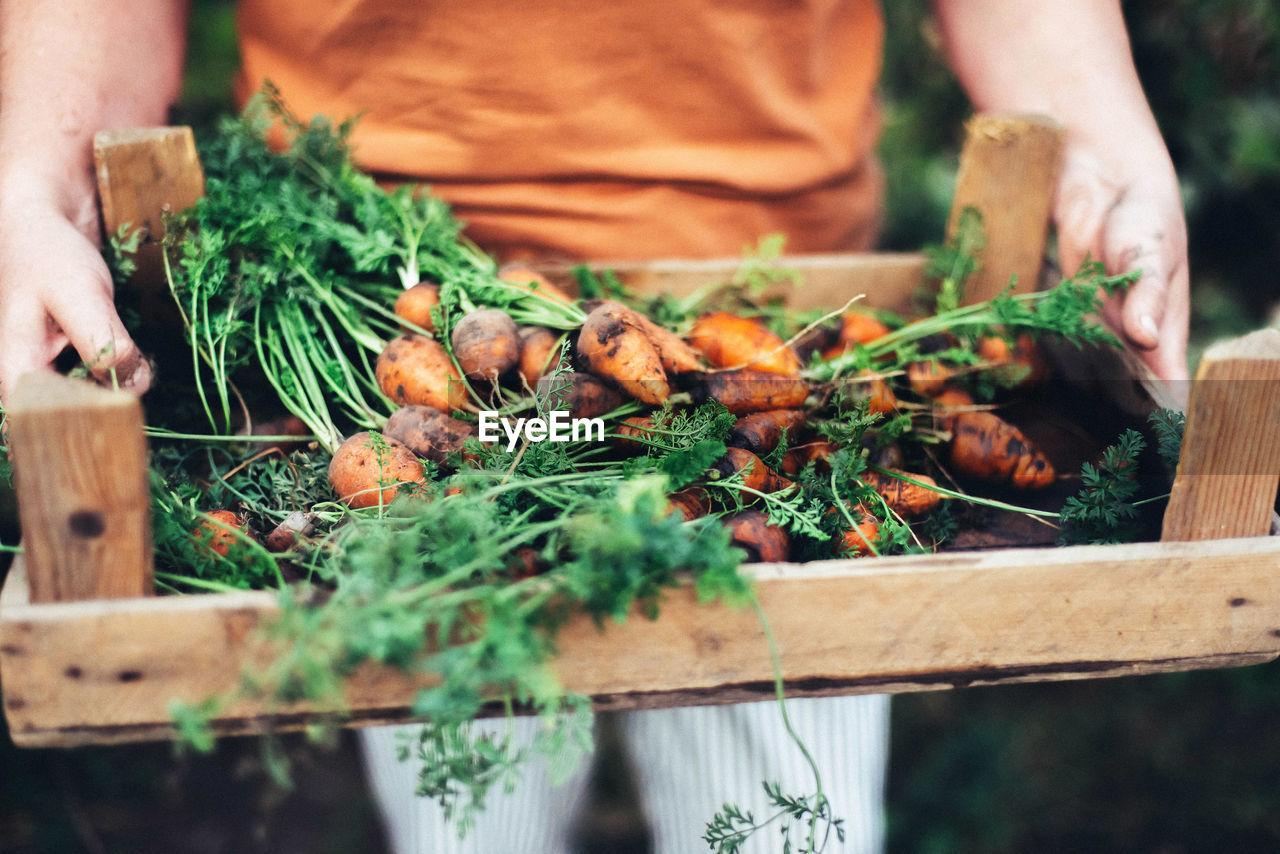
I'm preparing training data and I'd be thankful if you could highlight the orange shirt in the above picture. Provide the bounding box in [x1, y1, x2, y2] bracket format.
[235, 0, 884, 261]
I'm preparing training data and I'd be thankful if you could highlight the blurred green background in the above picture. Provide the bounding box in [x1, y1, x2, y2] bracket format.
[4, 0, 1280, 851]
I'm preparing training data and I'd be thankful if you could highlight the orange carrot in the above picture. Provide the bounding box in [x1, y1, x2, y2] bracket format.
[712, 447, 796, 494]
[517, 326, 562, 388]
[536, 372, 625, 420]
[821, 312, 892, 359]
[907, 360, 956, 398]
[977, 333, 1049, 388]
[728, 409, 807, 456]
[949, 410, 1056, 490]
[384, 405, 477, 466]
[193, 509, 248, 559]
[394, 280, 441, 332]
[702, 370, 810, 415]
[452, 309, 521, 381]
[838, 504, 881, 557]
[668, 487, 711, 521]
[498, 265, 576, 304]
[862, 468, 944, 518]
[931, 387, 975, 428]
[613, 415, 660, 451]
[376, 334, 469, 413]
[725, 510, 790, 563]
[576, 302, 669, 405]
[328, 431, 426, 509]
[688, 311, 801, 375]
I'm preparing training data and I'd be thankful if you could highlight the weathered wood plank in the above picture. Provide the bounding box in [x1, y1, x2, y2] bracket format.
[6, 537, 1280, 746]
[93, 127, 205, 290]
[948, 113, 1064, 304]
[1162, 329, 1280, 541]
[5, 375, 152, 603]
[537, 252, 927, 315]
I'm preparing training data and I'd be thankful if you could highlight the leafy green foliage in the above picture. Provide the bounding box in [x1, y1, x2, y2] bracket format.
[705, 783, 845, 854]
[1149, 407, 1187, 469]
[926, 206, 985, 313]
[1058, 429, 1147, 545]
[809, 258, 1137, 383]
[153, 85, 581, 451]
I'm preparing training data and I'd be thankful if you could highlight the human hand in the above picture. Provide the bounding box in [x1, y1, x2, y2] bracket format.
[0, 182, 151, 407]
[1053, 141, 1190, 386]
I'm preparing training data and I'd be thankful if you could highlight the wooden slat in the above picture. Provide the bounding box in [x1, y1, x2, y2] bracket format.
[5, 537, 1280, 746]
[5, 375, 152, 603]
[948, 113, 1064, 304]
[537, 252, 927, 315]
[94, 126, 204, 244]
[1162, 329, 1280, 540]
[93, 126, 205, 289]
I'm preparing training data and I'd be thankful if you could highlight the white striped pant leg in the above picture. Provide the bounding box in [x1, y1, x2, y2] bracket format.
[619, 694, 889, 854]
[359, 717, 594, 854]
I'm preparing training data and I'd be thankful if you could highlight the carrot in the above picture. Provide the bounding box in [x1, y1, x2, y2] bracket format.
[725, 510, 790, 563]
[613, 415, 660, 451]
[193, 509, 249, 559]
[394, 280, 441, 332]
[711, 447, 795, 494]
[517, 326, 562, 388]
[536, 371, 625, 420]
[792, 322, 841, 365]
[576, 302, 669, 405]
[630, 310, 705, 375]
[862, 468, 944, 518]
[688, 311, 801, 375]
[498, 265, 576, 305]
[843, 369, 898, 415]
[728, 409, 807, 457]
[870, 442, 905, 471]
[838, 504, 881, 557]
[668, 486, 711, 521]
[931, 387, 975, 428]
[778, 449, 803, 477]
[584, 300, 704, 375]
[328, 431, 426, 508]
[507, 546, 547, 580]
[821, 312, 891, 359]
[451, 308, 521, 381]
[241, 413, 311, 455]
[790, 440, 838, 473]
[949, 410, 1056, 490]
[907, 360, 956, 397]
[702, 370, 809, 415]
[384, 405, 477, 466]
[264, 510, 316, 553]
[376, 334, 469, 413]
[977, 333, 1049, 388]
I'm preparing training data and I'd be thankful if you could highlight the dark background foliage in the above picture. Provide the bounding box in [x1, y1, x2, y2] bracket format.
[3, 1, 1279, 851]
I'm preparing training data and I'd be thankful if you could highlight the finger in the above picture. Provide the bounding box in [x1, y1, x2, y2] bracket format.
[43, 262, 152, 393]
[0, 297, 67, 407]
[1137, 264, 1191, 388]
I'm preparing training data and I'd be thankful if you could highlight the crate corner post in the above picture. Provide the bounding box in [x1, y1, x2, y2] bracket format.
[949, 112, 1064, 305]
[1162, 328, 1280, 542]
[5, 373, 153, 603]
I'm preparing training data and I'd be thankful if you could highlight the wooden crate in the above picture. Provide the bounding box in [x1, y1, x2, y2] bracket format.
[4, 255, 1280, 747]
[4, 116, 1280, 749]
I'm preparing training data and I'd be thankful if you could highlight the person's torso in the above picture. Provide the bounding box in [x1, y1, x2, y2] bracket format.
[236, 0, 884, 260]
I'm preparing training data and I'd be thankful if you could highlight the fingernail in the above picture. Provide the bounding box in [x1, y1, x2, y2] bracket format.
[1140, 314, 1159, 342]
